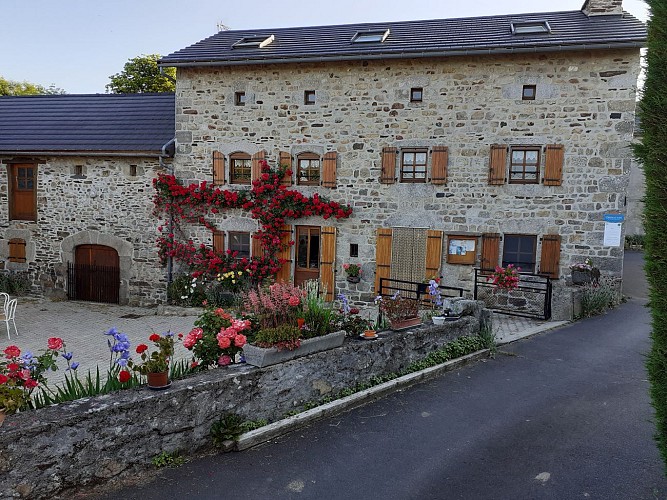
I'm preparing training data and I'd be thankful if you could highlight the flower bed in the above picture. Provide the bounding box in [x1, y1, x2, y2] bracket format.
[0, 301, 490, 499]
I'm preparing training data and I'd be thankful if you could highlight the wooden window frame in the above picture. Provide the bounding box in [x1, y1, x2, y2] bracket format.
[446, 235, 477, 265]
[410, 87, 423, 103]
[296, 152, 321, 186]
[400, 148, 428, 183]
[229, 152, 252, 185]
[228, 231, 251, 260]
[8, 163, 37, 222]
[8, 238, 26, 263]
[509, 146, 540, 184]
[304, 90, 316, 105]
[522, 84, 536, 101]
[502, 234, 537, 273]
[234, 91, 246, 106]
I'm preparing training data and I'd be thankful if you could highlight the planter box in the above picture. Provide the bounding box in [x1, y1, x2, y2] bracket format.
[243, 330, 346, 368]
[571, 270, 593, 285]
[390, 316, 422, 331]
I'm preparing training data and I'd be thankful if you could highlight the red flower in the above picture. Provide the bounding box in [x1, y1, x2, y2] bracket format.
[191, 361, 199, 369]
[3, 345, 20, 358]
[24, 379, 38, 389]
[118, 370, 131, 383]
[7, 363, 19, 372]
[0, 374, 8, 384]
[177, 333, 183, 339]
[47, 337, 64, 350]
[136, 344, 149, 354]
[149, 333, 161, 342]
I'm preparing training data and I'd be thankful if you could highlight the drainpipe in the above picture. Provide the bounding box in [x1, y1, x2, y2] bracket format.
[159, 66, 176, 84]
[159, 138, 176, 290]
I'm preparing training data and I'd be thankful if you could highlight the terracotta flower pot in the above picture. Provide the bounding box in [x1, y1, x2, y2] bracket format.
[363, 329, 377, 338]
[390, 316, 422, 331]
[146, 371, 170, 389]
[297, 318, 306, 329]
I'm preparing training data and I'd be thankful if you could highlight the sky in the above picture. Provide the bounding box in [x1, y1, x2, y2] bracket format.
[1, 0, 649, 95]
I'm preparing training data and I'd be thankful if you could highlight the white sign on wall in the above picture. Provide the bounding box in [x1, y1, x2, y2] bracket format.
[603, 213, 625, 247]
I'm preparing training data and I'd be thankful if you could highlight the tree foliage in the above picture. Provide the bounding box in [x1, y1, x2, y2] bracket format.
[106, 54, 175, 94]
[0, 76, 65, 96]
[634, 0, 667, 473]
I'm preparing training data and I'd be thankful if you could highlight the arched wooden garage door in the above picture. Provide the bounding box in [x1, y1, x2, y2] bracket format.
[68, 244, 120, 303]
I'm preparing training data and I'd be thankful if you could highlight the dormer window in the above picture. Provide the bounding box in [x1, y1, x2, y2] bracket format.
[351, 29, 390, 44]
[232, 34, 275, 49]
[510, 21, 551, 35]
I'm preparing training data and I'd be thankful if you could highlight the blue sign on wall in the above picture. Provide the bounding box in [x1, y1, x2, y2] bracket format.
[603, 213, 625, 223]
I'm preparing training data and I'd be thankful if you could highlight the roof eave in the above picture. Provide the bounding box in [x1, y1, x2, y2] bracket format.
[0, 150, 167, 158]
[159, 40, 646, 68]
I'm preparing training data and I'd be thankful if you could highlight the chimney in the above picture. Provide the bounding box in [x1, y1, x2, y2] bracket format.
[582, 0, 623, 16]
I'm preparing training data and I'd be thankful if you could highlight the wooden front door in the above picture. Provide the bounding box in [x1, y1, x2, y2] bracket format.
[9, 164, 36, 221]
[73, 245, 120, 303]
[294, 226, 320, 287]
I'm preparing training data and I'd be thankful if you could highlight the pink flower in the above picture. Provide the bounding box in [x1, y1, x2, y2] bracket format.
[288, 296, 301, 307]
[47, 337, 64, 350]
[234, 334, 247, 347]
[18, 369, 31, 381]
[217, 335, 231, 349]
[3, 345, 20, 358]
[218, 355, 232, 366]
[183, 328, 203, 349]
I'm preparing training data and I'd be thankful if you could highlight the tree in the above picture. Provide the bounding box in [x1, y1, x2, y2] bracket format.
[0, 76, 65, 96]
[106, 54, 175, 94]
[634, 0, 667, 473]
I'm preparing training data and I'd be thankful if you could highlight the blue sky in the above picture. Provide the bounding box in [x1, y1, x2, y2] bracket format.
[1, 0, 648, 94]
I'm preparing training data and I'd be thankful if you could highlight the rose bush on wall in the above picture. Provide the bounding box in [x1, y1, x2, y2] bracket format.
[154, 161, 353, 283]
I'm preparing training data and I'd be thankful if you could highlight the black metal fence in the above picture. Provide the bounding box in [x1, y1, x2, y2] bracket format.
[473, 268, 552, 320]
[67, 262, 120, 304]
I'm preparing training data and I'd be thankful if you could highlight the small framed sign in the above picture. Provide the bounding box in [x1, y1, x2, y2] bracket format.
[447, 235, 477, 265]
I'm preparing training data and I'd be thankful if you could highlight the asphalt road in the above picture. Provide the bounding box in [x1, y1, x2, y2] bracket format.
[102, 295, 665, 500]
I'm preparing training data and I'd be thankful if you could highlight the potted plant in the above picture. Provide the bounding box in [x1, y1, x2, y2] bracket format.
[131, 333, 175, 389]
[343, 263, 362, 283]
[375, 292, 421, 330]
[570, 258, 600, 285]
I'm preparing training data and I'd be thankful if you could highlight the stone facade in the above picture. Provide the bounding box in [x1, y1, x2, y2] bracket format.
[0, 156, 169, 305]
[172, 49, 641, 318]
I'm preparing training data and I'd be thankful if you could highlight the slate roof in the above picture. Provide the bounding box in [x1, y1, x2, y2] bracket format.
[160, 9, 646, 67]
[0, 93, 175, 155]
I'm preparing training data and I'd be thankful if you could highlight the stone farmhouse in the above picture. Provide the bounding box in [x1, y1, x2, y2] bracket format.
[0, 0, 646, 319]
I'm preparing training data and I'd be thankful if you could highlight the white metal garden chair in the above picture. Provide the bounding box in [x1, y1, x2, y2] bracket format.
[0, 298, 18, 339]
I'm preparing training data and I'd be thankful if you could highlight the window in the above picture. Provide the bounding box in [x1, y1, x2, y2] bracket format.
[509, 147, 540, 184]
[400, 149, 428, 182]
[350, 243, 359, 258]
[235, 92, 246, 106]
[129, 165, 137, 177]
[410, 87, 423, 103]
[522, 85, 536, 101]
[228, 232, 251, 260]
[297, 152, 320, 185]
[74, 165, 84, 177]
[232, 34, 274, 49]
[502, 235, 536, 273]
[229, 152, 252, 185]
[9, 163, 36, 221]
[304, 90, 316, 105]
[510, 21, 550, 34]
[351, 29, 390, 43]
[8, 238, 26, 263]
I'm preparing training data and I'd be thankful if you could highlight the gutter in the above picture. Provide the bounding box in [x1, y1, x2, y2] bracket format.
[0, 151, 165, 158]
[159, 41, 646, 68]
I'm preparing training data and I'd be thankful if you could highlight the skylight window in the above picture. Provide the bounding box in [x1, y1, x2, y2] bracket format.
[511, 21, 551, 35]
[351, 29, 390, 44]
[232, 34, 275, 49]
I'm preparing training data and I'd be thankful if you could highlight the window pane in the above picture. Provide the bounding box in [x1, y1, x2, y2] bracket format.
[512, 151, 523, 162]
[297, 235, 308, 268]
[309, 233, 319, 268]
[415, 152, 427, 164]
[403, 154, 414, 165]
[525, 151, 538, 163]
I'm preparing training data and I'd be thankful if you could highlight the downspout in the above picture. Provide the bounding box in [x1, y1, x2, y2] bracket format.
[159, 138, 176, 291]
[159, 66, 176, 84]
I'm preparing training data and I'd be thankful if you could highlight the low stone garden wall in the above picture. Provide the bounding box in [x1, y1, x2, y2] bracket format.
[0, 301, 490, 499]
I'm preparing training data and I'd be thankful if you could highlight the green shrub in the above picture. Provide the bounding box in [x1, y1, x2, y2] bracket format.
[152, 451, 185, 468]
[167, 274, 206, 307]
[302, 292, 336, 338]
[254, 325, 301, 350]
[624, 234, 646, 248]
[0, 272, 31, 296]
[210, 413, 268, 449]
[580, 278, 618, 317]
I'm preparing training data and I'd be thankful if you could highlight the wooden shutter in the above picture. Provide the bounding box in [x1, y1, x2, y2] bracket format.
[374, 228, 393, 294]
[321, 152, 337, 188]
[424, 230, 443, 279]
[480, 233, 501, 272]
[251, 150, 265, 183]
[543, 144, 564, 186]
[276, 225, 293, 283]
[212, 230, 225, 254]
[539, 234, 561, 279]
[320, 226, 336, 301]
[213, 151, 225, 186]
[8, 238, 26, 263]
[251, 235, 264, 259]
[279, 151, 292, 186]
[380, 147, 397, 184]
[488, 145, 507, 185]
[431, 146, 448, 185]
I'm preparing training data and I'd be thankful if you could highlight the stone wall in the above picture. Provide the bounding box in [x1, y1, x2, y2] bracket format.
[172, 49, 641, 316]
[0, 156, 169, 305]
[0, 306, 487, 499]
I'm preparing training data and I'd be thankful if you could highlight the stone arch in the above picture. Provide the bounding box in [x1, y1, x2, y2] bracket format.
[61, 231, 133, 304]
